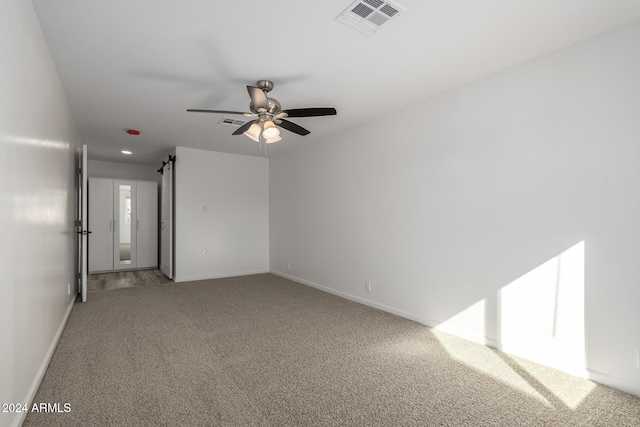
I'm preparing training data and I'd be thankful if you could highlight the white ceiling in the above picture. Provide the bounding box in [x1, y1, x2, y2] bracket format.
[31, 0, 640, 166]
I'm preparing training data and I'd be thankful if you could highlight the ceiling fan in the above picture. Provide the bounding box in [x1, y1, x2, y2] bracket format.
[187, 80, 337, 144]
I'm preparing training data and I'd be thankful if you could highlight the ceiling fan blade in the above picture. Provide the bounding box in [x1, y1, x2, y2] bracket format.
[232, 119, 259, 135]
[277, 119, 310, 136]
[282, 107, 336, 118]
[187, 109, 255, 117]
[247, 86, 269, 110]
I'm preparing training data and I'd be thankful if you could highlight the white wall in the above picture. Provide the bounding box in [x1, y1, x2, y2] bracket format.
[0, 1, 79, 427]
[89, 159, 159, 182]
[174, 147, 269, 282]
[270, 19, 640, 396]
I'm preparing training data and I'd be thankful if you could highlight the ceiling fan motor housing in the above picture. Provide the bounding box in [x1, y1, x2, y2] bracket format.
[250, 98, 281, 116]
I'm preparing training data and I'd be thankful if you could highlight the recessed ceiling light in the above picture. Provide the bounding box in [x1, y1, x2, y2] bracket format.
[121, 150, 132, 155]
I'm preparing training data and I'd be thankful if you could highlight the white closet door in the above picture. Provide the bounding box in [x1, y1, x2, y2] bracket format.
[136, 181, 158, 269]
[113, 180, 137, 271]
[88, 178, 114, 273]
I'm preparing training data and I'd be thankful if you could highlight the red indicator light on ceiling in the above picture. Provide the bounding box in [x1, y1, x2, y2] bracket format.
[126, 129, 140, 135]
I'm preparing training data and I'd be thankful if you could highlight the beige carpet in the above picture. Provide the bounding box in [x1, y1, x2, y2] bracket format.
[87, 269, 168, 292]
[25, 273, 640, 426]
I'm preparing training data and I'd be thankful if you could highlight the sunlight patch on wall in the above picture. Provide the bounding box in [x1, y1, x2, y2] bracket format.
[434, 299, 488, 345]
[499, 241, 586, 378]
[432, 241, 593, 409]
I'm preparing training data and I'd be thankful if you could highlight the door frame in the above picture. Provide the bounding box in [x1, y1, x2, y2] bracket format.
[160, 160, 173, 279]
[77, 144, 88, 302]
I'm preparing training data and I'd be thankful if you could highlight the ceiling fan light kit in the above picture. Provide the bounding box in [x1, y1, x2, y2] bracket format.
[262, 120, 280, 139]
[243, 123, 262, 142]
[187, 80, 337, 148]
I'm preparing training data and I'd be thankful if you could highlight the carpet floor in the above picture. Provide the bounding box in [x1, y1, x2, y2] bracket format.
[24, 273, 640, 426]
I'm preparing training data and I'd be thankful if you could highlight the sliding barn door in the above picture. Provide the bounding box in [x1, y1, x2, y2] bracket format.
[160, 162, 173, 279]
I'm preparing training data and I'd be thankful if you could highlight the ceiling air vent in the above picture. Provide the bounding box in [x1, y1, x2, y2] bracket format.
[220, 117, 246, 127]
[337, 0, 406, 36]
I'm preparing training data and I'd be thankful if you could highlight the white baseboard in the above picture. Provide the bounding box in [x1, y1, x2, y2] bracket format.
[269, 270, 640, 398]
[587, 369, 640, 397]
[431, 322, 500, 348]
[271, 270, 501, 348]
[271, 270, 500, 347]
[12, 299, 75, 427]
[174, 269, 270, 283]
[270, 270, 432, 325]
